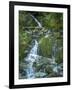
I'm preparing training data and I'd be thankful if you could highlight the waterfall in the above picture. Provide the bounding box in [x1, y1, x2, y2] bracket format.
[30, 14, 42, 28]
[25, 40, 38, 78]
[25, 14, 42, 79]
[30, 40, 38, 55]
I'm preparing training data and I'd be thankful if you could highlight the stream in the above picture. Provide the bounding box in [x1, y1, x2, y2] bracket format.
[25, 40, 38, 78]
[25, 14, 42, 78]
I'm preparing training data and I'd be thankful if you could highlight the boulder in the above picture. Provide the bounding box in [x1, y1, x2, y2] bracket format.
[35, 72, 47, 78]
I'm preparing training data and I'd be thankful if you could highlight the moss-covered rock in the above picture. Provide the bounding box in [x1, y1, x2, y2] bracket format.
[45, 65, 53, 74]
[48, 72, 58, 77]
[39, 36, 53, 58]
[35, 72, 47, 78]
[55, 48, 63, 64]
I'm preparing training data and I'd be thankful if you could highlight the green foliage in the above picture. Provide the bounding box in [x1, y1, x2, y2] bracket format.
[55, 48, 63, 64]
[19, 11, 63, 31]
[19, 11, 38, 29]
[32, 12, 63, 31]
[39, 36, 53, 58]
[19, 30, 32, 61]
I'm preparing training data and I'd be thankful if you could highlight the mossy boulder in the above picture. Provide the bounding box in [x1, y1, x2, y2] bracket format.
[33, 56, 51, 72]
[55, 48, 63, 64]
[39, 36, 53, 58]
[45, 65, 53, 74]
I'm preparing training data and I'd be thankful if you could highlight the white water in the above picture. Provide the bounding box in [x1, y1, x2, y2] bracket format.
[25, 14, 41, 78]
[25, 40, 38, 78]
[30, 14, 42, 28]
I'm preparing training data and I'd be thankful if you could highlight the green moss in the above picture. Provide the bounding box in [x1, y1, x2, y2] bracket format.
[55, 48, 63, 64]
[39, 36, 53, 58]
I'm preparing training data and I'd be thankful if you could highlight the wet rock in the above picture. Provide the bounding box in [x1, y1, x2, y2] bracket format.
[35, 72, 47, 78]
[45, 65, 53, 74]
[24, 50, 29, 54]
[19, 62, 28, 79]
[48, 72, 59, 77]
[19, 73, 27, 79]
[19, 62, 27, 73]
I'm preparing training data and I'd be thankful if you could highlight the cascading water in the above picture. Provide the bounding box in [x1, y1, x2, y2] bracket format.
[25, 40, 38, 78]
[30, 14, 42, 28]
[24, 14, 42, 79]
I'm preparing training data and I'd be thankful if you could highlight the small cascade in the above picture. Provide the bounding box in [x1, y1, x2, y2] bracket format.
[30, 14, 42, 28]
[25, 40, 38, 78]
[24, 14, 42, 79]
[52, 43, 59, 73]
